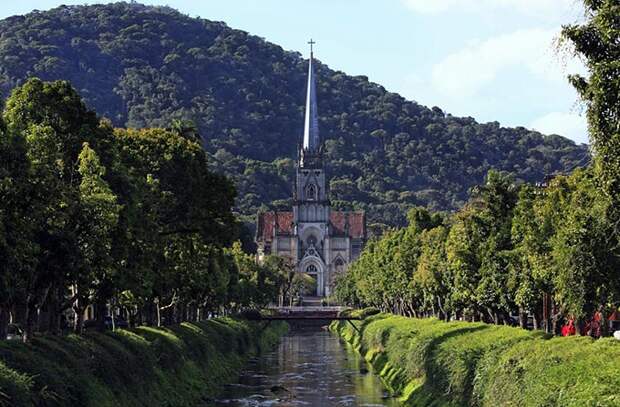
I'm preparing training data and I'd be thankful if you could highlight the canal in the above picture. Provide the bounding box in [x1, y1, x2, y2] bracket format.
[212, 328, 400, 406]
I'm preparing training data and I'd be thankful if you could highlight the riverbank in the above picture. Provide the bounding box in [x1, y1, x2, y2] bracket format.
[331, 311, 620, 407]
[0, 318, 288, 406]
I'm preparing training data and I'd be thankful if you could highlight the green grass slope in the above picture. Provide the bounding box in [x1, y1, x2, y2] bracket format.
[0, 318, 288, 407]
[331, 312, 620, 407]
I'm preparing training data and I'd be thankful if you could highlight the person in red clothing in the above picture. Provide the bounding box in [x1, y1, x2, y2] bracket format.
[590, 311, 602, 338]
[561, 318, 576, 336]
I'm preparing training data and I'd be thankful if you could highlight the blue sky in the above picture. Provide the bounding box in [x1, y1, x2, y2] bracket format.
[1, 0, 589, 144]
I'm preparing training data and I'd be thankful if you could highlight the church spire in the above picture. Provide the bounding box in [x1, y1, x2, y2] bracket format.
[303, 39, 319, 152]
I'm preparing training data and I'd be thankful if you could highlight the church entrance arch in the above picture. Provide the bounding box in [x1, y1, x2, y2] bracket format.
[304, 264, 319, 296]
[299, 256, 325, 296]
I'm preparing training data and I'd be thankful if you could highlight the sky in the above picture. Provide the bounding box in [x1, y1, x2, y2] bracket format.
[1, 0, 590, 144]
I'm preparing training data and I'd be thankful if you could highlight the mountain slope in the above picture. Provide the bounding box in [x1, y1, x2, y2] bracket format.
[0, 2, 589, 225]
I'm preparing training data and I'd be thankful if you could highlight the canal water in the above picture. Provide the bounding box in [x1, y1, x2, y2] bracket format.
[212, 329, 400, 406]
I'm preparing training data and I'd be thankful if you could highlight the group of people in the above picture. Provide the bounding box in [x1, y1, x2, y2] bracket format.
[561, 310, 620, 339]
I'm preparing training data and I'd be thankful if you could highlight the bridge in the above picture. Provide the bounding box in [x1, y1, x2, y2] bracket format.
[259, 305, 362, 332]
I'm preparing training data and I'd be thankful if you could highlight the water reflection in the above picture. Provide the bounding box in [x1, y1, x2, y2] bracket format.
[212, 329, 400, 406]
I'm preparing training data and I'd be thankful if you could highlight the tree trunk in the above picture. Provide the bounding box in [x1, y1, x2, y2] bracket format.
[601, 308, 609, 337]
[47, 288, 63, 335]
[519, 308, 527, 329]
[551, 303, 561, 335]
[95, 297, 108, 332]
[156, 301, 162, 327]
[532, 310, 541, 330]
[22, 297, 38, 343]
[73, 303, 86, 334]
[0, 307, 10, 340]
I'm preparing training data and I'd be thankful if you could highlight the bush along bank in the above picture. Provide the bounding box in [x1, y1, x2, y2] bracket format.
[0, 318, 288, 407]
[331, 311, 620, 407]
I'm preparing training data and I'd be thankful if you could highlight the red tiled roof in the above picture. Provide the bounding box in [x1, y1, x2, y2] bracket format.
[257, 210, 366, 241]
[257, 211, 294, 242]
[330, 211, 366, 238]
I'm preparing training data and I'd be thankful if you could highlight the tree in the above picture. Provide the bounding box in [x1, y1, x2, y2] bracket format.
[73, 142, 121, 332]
[510, 185, 549, 329]
[550, 170, 618, 331]
[0, 78, 269, 337]
[415, 226, 450, 320]
[0, 112, 36, 339]
[2, 78, 117, 339]
[561, 0, 620, 224]
[560, 0, 620, 332]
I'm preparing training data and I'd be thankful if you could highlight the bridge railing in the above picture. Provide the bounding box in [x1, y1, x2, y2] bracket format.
[265, 306, 351, 313]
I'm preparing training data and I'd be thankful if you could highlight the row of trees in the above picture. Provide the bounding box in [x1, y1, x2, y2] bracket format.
[334, 169, 620, 334]
[0, 78, 288, 341]
[335, 0, 620, 335]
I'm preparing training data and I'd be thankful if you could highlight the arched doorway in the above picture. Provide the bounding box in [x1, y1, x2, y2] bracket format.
[299, 253, 326, 296]
[302, 264, 319, 296]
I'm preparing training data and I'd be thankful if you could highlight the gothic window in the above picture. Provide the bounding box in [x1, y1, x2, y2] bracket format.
[306, 183, 317, 200]
[306, 264, 318, 274]
[334, 258, 345, 272]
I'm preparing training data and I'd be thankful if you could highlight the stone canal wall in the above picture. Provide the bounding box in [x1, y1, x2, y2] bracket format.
[0, 318, 288, 406]
[331, 311, 620, 407]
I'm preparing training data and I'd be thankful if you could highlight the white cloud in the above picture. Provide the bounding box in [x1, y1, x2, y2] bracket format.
[430, 28, 585, 99]
[531, 111, 588, 144]
[398, 1, 588, 144]
[402, 0, 581, 19]
[401, 29, 588, 144]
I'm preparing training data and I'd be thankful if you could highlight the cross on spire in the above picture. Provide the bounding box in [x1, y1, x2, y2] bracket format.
[308, 39, 316, 56]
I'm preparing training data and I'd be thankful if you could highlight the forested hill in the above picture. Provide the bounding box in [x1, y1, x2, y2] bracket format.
[0, 2, 588, 226]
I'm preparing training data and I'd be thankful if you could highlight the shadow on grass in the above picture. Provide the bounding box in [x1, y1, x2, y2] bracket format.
[421, 325, 490, 404]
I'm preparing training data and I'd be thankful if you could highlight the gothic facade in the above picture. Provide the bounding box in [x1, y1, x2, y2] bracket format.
[256, 45, 366, 297]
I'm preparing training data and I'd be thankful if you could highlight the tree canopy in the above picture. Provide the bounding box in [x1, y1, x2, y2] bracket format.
[0, 78, 287, 340]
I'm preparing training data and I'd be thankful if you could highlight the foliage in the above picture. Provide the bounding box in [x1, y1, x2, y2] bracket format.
[0, 78, 289, 338]
[561, 0, 620, 225]
[336, 169, 620, 330]
[331, 313, 620, 407]
[0, 318, 287, 407]
[0, 2, 589, 226]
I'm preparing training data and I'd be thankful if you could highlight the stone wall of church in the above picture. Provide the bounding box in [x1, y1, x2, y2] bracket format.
[275, 236, 295, 259]
[297, 204, 330, 223]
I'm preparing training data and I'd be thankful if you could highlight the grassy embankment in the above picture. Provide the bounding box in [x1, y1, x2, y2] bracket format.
[0, 318, 288, 407]
[331, 310, 620, 407]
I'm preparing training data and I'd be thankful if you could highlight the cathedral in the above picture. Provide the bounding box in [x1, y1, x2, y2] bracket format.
[256, 43, 366, 297]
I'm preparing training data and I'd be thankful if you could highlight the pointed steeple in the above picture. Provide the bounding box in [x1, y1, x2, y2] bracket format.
[303, 39, 319, 152]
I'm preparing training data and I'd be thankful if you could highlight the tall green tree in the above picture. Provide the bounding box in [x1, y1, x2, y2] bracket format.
[0, 110, 36, 338]
[561, 0, 620, 225]
[73, 142, 121, 332]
